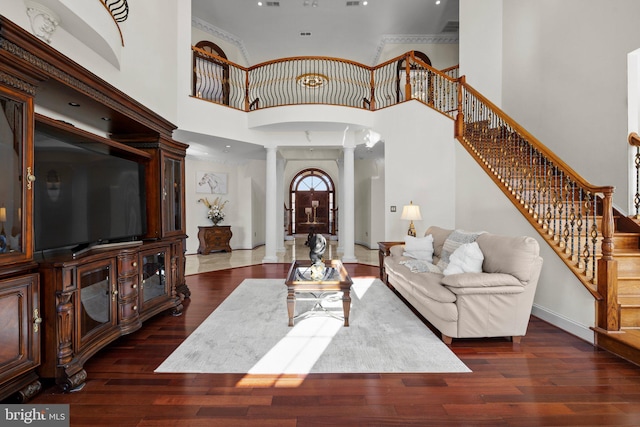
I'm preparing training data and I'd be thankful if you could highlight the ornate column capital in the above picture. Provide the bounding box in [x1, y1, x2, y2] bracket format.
[25, 1, 60, 44]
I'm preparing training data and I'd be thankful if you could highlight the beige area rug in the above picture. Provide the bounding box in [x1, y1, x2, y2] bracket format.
[155, 278, 471, 375]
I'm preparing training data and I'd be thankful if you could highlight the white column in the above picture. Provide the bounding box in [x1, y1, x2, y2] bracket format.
[341, 146, 357, 263]
[336, 158, 344, 253]
[276, 156, 286, 253]
[263, 146, 279, 263]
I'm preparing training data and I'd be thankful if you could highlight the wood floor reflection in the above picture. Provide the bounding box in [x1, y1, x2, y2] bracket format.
[30, 263, 640, 426]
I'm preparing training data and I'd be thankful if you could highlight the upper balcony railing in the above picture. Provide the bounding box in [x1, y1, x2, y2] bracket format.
[102, 0, 129, 22]
[192, 48, 459, 117]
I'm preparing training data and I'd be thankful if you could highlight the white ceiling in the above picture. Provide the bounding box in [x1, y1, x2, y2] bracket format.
[186, 0, 459, 163]
[191, 0, 459, 66]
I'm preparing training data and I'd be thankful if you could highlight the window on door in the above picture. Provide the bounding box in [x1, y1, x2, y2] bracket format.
[290, 169, 335, 235]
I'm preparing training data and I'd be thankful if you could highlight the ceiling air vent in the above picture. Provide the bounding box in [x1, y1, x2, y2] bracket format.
[300, 32, 312, 37]
[346, 1, 360, 6]
[441, 20, 459, 33]
[265, 1, 280, 6]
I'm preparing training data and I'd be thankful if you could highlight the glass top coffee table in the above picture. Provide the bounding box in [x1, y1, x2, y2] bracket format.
[285, 259, 353, 327]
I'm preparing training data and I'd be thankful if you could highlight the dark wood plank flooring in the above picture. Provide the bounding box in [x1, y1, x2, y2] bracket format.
[30, 264, 640, 426]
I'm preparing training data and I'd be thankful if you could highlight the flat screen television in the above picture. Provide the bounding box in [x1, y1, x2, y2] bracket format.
[34, 127, 147, 253]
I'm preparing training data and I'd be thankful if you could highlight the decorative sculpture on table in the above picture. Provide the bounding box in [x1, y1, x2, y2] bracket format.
[307, 231, 327, 280]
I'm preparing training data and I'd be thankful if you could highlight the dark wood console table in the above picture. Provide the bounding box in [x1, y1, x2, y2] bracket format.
[198, 226, 232, 254]
[377, 241, 404, 280]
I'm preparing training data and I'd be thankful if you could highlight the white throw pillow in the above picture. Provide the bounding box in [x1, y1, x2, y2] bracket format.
[403, 234, 434, 262]
[442, 242, 484, 276]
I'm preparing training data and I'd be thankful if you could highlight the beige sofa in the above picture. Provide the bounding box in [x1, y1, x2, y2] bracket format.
[382, 226, 542, 344]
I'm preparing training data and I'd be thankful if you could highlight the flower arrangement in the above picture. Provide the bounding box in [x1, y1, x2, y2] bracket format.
[198, 197, 228, 225]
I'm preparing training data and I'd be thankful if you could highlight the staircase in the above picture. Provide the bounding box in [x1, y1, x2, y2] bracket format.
[449, 77, 640, 366]
[593, 209, 640, 366]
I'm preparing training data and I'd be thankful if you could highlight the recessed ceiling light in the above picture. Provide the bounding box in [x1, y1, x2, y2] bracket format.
[68, 102, 80, 107]
[258, 2, 263, 5]
[435, 0, 441, 4]
[225, 145, 231, 148]
[363, 1, 368, 5]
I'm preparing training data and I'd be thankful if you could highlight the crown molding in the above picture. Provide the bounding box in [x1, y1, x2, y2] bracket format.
[372, 33, 459, 65]
[192, 17, 251, 65]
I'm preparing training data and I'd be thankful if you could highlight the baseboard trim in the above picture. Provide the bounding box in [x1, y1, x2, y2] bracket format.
[531, 304, 594, 344]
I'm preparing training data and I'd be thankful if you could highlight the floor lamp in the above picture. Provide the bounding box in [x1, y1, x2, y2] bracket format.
[401, 201, 421, 237]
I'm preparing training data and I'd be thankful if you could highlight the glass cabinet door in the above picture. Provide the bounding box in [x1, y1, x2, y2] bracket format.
[78, 260, 116, 346]
[162, 152, 184, 236]
[0, 87, 33, 263]
[140, 249, 168, 310]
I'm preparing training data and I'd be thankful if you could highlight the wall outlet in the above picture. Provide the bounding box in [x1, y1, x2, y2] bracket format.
[390, 206, 396, 212]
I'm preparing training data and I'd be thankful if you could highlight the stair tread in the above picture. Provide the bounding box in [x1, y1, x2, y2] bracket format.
[611, 249, 640, 256]
[618, 296, 640, 305]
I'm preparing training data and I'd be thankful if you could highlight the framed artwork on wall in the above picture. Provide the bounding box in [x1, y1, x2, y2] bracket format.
[196, 171, 227, 194]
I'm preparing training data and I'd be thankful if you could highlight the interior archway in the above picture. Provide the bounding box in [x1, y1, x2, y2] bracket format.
[289, 168, 335, 236]
[193, 40, 230, 105]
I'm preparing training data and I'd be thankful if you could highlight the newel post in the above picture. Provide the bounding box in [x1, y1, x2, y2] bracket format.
[405, 53, 412, 101]
[596, 187, 619, 331]
[454, 76, 465, 138]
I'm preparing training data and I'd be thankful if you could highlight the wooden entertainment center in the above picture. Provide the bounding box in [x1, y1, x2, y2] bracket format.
[0, 17, 188, 400]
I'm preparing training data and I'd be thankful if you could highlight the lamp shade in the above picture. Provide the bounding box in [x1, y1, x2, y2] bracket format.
[0, 207, 6, 223]
[401, 203, 421, 221]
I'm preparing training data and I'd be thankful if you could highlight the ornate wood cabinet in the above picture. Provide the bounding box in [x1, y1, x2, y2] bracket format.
[198, 226, 233, 253]
[0, 48, 41, 402]
[0, 17, 189, 398]
[37, 241, 181, 391]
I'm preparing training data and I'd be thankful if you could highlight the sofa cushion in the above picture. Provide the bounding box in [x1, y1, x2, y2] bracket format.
[400, 259, 442, 274]
[403, 234, 434, 261]
[476, 234, 540, 283]
[442, 242, 484, 276]
[410, 272, 457, 303]
[437, 229, 484, 271]
[441, 272, 523, 288]
[425, 226, 452, 258]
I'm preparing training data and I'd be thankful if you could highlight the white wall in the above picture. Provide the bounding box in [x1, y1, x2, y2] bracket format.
[377, 101, 457, 240]
[355, 157, 385, 248]
[184, 157, 268, 254]
[3, 0, 181, 124]
[499, 0, 640, 211]
[459, 0, 503, 105]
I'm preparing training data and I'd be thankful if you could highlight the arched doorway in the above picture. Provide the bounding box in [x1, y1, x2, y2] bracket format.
[290, 168, 335, 236]
[193, 40, 230, 105]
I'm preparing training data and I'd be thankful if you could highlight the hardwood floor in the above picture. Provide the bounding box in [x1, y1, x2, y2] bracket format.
[30, 264, 640, 426]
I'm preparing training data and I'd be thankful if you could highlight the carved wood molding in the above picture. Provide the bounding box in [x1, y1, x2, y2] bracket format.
[0, 69, 36, 95]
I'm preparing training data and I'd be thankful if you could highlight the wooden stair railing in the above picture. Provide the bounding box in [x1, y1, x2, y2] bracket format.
[453, 77, 621, 333]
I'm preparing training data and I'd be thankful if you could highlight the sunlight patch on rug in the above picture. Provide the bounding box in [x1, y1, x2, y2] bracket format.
[155, 278, 470, 375]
